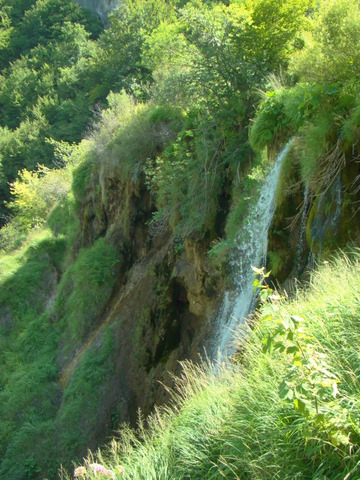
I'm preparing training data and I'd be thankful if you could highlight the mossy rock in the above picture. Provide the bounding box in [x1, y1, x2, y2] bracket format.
[306, 176, 343, 257]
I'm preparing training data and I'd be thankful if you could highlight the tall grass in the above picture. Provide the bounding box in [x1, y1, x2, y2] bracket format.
[70, 251, 360, 480]
[0, 230, 66, 479]
[0, 220, 122, 478]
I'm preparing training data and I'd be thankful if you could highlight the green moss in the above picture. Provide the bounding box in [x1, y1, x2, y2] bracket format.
[47, 193, 77, 238]
[72, 155, 95, 201]
[267, 250, 283, 277]
[57, 328, 115, 469]
[132, 308, 152, 366]
[56, 237, 118, 344]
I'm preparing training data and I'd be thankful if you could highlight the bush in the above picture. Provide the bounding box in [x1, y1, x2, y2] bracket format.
[290, 0, 360, 84]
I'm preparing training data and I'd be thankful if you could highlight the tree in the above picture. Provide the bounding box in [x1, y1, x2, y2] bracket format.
[290, 0, 360, 83]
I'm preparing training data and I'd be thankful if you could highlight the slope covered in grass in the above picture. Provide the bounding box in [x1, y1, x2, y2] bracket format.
[70, 252, 360, 479]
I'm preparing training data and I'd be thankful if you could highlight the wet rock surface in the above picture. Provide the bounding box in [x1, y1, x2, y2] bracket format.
[75, 0, 120, 23]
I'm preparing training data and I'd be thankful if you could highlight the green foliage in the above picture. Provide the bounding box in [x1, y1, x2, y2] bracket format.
[0, 231, 66, 478]
[290, 0, 360, 83]
[90, 92, 167, 180]
[7, 165, 72, 229]
[1, 0, 360, 477]
[0, 229, 118, 476]
[0, 160, 73, 253]
[46, 193, 77, 238]
[0, 0, 102, 213]
[247, 0, 360, 198]
[67, 252, 360, 480]
[250, 88, 293, 150]
[0, 114, 52, 193]
[86, 0, 176, 102]
[250, 78, 359, 193]
[342, 90, 360, 148]
[56, 237, 118, 343]
[146, 122, 224, 238]
[57, 328, 115, 468]
[142, 0, 312, 241]
[0, 220, 27, 252]
[256, 267, 350, 446]
[72, 151, 95, 202]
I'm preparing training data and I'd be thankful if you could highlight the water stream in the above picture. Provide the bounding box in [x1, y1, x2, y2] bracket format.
[211, 142, 292, 359]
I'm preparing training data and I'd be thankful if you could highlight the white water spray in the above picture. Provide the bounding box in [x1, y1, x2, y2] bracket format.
[211, 142, 292, 358]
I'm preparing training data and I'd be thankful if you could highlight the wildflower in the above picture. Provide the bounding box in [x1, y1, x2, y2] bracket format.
[74, 466, 87, 478]
[89, 463, 115, 479]
[115, 465, 125, 476]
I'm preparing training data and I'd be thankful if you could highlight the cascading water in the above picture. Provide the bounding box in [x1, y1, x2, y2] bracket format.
[210, 141, 292, 359]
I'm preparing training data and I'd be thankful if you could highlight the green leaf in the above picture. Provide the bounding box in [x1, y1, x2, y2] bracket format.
[260, 289, 271, 302]
[290, 315, 303, 328]
[279, 381, 294, 400]
[252, 278, 262, 290]
[274, 342, 286, 352]
[262, 334, 273, 353]
[329, 431, 350, 447]
[294, 398, 307, 415]
[251, 266, 264, 275]
[286, 345, 299, 355]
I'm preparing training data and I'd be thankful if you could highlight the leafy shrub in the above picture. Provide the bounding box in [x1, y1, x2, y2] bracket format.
[146, 112, 233, 239]
[290, 0, 360, 83]
[250, 89, 291, 150]
[88, 91, 179, 185]
[0, 162, 73, 253]
[7, 165, 72, 230]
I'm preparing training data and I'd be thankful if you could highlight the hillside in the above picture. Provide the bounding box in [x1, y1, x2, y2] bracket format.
[68, 251, 360, 479]
[0, 0, 359, 478]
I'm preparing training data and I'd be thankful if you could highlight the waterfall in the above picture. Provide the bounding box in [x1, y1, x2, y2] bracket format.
[210, 142, 292, 359]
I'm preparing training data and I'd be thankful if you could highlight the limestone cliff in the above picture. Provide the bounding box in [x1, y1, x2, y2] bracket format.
[74, 0, 119, 22]
[56, 159, 224, 450]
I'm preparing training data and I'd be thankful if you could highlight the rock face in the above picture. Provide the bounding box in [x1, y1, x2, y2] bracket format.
[74, 0, 120, 22]
[64, 159, 224, 441]
[56, 128, 360, 466]
[267, 143, 360, 287]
